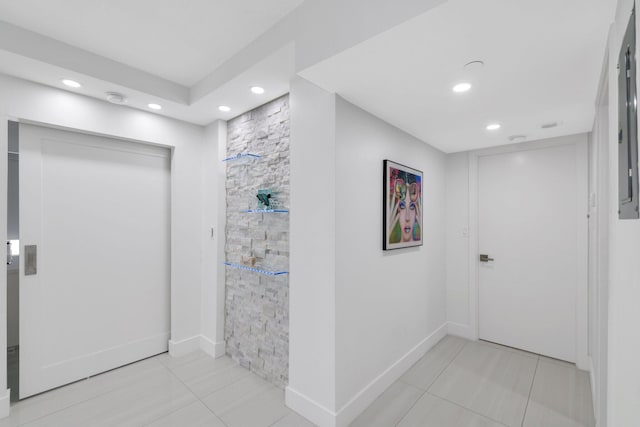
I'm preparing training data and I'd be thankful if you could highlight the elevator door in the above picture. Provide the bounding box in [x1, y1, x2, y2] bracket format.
[19, 124, 170, 398]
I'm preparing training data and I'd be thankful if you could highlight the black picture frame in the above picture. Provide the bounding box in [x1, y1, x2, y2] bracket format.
[383, 160, 424, 250]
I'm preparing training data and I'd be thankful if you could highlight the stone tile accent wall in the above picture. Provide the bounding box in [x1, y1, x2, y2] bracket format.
[225, 95, 290, 387]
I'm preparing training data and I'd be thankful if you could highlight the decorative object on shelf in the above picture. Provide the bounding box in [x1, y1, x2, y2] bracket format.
[256, 190, 272, 208]
[383, 160, 423, 250]
[223, 262, 288, 276]
[241, 209, 289, 213]
[222, 153, 262, 162]
[241, 255, 257, 267]
[255, 189, 284, 210]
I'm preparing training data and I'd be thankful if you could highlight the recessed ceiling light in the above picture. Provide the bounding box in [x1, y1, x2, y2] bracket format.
[148, 103, 162, 110]
[62, 79, 82, 88]
[486, 123, 501, 131]
[453, 83, 472, 93]
[251, 86, 265, 94]
[218, 105, 231, 112]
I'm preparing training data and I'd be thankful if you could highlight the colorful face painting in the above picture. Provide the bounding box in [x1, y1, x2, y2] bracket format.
[383, 160, 423, 250]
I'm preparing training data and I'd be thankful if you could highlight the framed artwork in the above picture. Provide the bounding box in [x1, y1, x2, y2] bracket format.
[383, 160, 423, 250]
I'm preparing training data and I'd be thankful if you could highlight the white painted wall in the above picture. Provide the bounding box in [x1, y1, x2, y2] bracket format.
[588, 71, 610, 424]
[445, 152, 470, 336]
[0, 74, 207, 413]
[287, 81, 447, 427]
[286, 77, 337, 427]
[604, 1, 640, 424]
[200, 120, 227, 357]
[334, 97, 447, 421]
[445, 152, 472, 340]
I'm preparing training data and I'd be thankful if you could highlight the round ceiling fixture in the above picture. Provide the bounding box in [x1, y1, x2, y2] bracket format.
[541, 122, 559, 129]
[62, 79, 82, 88]
[148, 103, 162, 110]
[452, 83, 472, 93]
[251, 86, 265, 94]
[508, 135, 527, 142]
[105, 92, 127, 105]
[218, 105, 231, 112]
[486, 123, 501, 131]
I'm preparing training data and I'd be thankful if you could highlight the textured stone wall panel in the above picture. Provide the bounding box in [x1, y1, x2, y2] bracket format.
[224, 95, 290, 387]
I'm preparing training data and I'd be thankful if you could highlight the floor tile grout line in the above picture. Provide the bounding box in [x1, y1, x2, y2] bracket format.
[268, 411, 292, 427]
[161, 353, 285, 427]
[393, 388, 428, 426]
[425, 339, 468, 393]
[424, 391, 510, 427]
[11, 356, 169, 426]
[155, 355, 232, 427]
[520, 356, 540, 427]
[393, 339, 469, 426]
[12, 387, 106, 426]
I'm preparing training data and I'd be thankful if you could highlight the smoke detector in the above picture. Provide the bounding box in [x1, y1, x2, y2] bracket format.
[508, 135, 527, 142]
[105, 92, 127, 105]
[541, 121, 559, 129]
[464, 60, 485, 71]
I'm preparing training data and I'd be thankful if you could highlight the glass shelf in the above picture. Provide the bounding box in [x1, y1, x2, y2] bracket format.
[241, 209, 289, 213]
[223, 262, 289, 276]
[222, 153, 261, 162]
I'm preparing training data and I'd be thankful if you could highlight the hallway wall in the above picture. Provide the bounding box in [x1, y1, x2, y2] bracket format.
[604, 1, 640, 424]
[0, 73, 208, 416]
[334, 96, 447, 412]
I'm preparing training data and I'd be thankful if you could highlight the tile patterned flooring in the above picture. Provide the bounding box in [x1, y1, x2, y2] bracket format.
[352, 337, 595, 427]
[0, 336, 594, 426]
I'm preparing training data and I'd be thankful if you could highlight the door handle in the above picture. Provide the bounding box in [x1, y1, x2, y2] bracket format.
[479, 254, 494, 262]
[25, 245, 37, 275]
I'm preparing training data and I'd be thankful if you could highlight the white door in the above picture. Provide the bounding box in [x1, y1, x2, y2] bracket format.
[19, 124, 171, 398]
[478, 142, 586, 362]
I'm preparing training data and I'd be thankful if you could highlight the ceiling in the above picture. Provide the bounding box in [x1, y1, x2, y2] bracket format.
[0, 0, 618, 152]
[0, 0, 303, 86]
[0, 0, 301, 125]
[300, 0, 617, 152]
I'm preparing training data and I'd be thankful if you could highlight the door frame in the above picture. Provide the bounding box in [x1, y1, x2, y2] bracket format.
[467, 136, 589, 370]
[4, 117, 177, 379]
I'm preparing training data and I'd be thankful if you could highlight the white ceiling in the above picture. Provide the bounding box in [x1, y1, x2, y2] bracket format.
[300, 0, 617, 153]
[0, 0, 618, 150]
[0, 0, 303, 86]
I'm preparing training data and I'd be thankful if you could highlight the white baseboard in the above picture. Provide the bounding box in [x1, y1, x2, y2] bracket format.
[576, 352, 590, 372]
[447, 322, 475, 340]
[168, 336, 201, 357]
[286, 386, 337, 427]
[200, 335, 226, 358]
[0, 389, 10, 419]
[286, 323, 448, 427]
[334, 323, 448, 426]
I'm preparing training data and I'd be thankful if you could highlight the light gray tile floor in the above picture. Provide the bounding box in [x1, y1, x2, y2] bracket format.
[0, 336, 594, 426]
[353, 336, 595, 427]
[0, 351, 296, 427]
